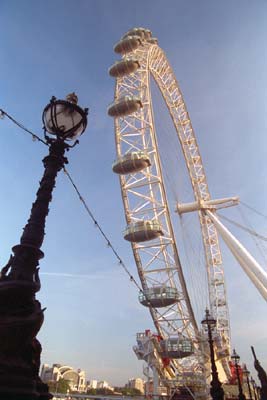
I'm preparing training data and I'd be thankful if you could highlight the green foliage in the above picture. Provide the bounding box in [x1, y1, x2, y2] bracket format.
[86, 388, 97, 395]
[114, 387, 142, 396]
[87, 388, 114, 395]
[48, 378, 70, 394]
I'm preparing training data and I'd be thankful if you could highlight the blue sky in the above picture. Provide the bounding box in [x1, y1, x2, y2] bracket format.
[0, 0, 267, 386]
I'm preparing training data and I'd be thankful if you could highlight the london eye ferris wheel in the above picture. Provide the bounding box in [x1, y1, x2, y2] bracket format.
[107, 27, 267, 396]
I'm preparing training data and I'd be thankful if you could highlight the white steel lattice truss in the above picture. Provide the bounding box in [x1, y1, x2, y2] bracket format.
[109, 33, 231, 387]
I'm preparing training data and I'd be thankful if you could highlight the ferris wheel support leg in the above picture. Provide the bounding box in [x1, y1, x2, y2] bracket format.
[152, 366, 159, 400]
[205, 210, 267, 301]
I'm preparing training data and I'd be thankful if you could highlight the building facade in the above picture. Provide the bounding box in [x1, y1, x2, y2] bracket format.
[126, 378, 145, 394]
[41, 363, 86, 392]
[87, 379, 98, 389]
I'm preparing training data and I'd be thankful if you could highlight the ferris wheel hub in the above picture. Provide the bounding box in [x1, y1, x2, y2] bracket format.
[176, 196, 239, 214]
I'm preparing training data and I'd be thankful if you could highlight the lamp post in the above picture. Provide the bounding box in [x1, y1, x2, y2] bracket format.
[0, 93, 88, 400]
[201, 309, 224, 400]
[243, 364, 253, 400]
[251, 346, 267, 400]
[250, 378, 258, 400]
[231, 349, 246, 400]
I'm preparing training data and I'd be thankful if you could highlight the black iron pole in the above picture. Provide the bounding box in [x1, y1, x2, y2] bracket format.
[234, 360, 246, 400]
[206, 323, 225, 400]
[251, 346, 267, 400]
[251, 381, 258, 400]
[246, 375, 253, 400]
[0, 138, 68, 400]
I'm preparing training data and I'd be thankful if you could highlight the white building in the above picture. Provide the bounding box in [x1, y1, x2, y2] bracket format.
[87, 379, 98, 389]
[96, 380, 114, 391]
[41, 363, 86, 392]
[126, 378, 145, 394]
[97, 380, 109, 389]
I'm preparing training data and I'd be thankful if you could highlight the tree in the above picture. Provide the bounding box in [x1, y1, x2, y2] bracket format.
[87, 388, 97, 395]
[48, 378, 70, 394]
[96, 388, 114, 395]
[114, 387, 142, 396]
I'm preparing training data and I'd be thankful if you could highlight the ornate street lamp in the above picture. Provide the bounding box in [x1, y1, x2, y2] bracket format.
[201, 309, 224, 400]
[243, 364, 253, 400]
[231, 349, 246, 400]
[42, 93, 87, 141]
[250, 378, 258, 400]
[0, 93, 88, 400]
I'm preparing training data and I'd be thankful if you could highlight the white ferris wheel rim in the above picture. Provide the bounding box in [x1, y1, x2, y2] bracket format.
[109, 28, 231, 384]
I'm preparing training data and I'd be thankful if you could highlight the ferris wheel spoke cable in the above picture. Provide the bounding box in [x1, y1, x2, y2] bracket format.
[152, 92, 193, 203]
[160, 143, 194, 203]
[237, 205, 267, 267]
[217, 212, 267, 242]
[240, 200, 267, 220]
[153, 90, 205, 312]
[180, 215, 209, 319]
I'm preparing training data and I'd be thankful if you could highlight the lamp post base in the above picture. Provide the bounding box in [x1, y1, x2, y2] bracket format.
[210, 380, 224, 400]
[0, 138, 68, 400]
[0, 277, 52, 400]
[0, 380, 52, 400]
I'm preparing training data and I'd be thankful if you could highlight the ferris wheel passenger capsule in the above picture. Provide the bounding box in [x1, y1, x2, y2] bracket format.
[147, 38, 158, 45]
[139, 286, 180, 308]
[217, 347, 230, 359]
[143, 29, 152, 39]
[109, 59, 140, 78]
[160, 337, 194, 359]
[122, 27, 152, 40]
[108, 96, 142, 118]
[114, 35, 142, 54]
[213, 298, 226, 307]
[112, 151, 151, 175]
[212, 277, 224, 286]
[218, 318, 228, 327]
[124, 220, 163, 242]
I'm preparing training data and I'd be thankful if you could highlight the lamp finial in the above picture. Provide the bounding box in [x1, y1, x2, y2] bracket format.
[66, 92, 78, 104]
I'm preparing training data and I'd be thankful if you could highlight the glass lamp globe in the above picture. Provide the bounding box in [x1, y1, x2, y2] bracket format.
[42, 93, 88, 141]
[231, 349, 240, 363]
[201, 308, 216, 329]
[243, 364, 250, 378]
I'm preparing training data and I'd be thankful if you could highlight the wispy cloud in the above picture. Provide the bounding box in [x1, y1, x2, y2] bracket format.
[40, 271, 112, 280]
